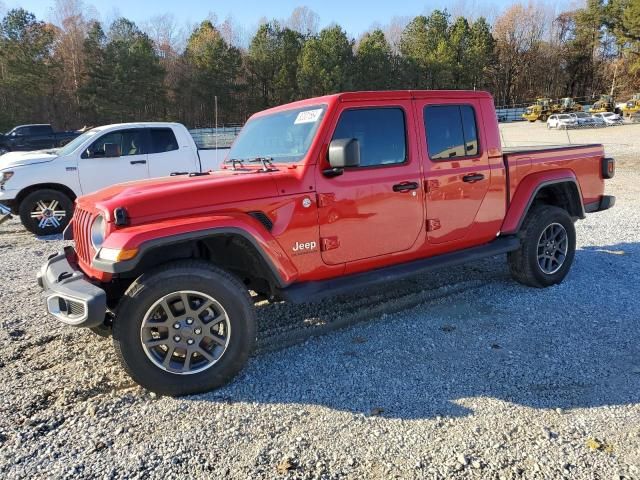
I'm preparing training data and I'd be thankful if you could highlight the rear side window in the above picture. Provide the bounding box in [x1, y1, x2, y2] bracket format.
[31, 125, 52, 135]
[149, 128, 179, 153]
[424, 105, 479, 160]
[332, 108, 406, 167]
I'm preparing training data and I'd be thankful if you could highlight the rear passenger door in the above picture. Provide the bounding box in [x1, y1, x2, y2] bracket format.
[146, 127, 193, 177]
[416, 101, 490, 244]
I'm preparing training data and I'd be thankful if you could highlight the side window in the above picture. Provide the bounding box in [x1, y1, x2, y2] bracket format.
[85, 130, 146, 158]
[423, 105, 479, 160]
[14, 127, 29, 136]
[149, 128, 178, 154]
[31, 125, 51, 135]
[332, 108, 406, 167]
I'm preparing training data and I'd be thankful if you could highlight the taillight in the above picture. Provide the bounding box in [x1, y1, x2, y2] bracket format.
[602, 157, 615, 179]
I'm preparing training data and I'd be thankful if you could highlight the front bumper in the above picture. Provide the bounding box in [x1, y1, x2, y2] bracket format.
[37, 247, 107, 328]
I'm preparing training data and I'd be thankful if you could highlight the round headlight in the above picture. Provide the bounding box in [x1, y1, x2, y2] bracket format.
[90, 215, 106, 249]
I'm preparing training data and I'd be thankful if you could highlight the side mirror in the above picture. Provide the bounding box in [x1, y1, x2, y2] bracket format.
[104, 143, 121, 158]
[326, 138, 360, 177]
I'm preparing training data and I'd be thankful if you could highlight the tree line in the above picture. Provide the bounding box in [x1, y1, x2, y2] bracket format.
[0, 0, 638, 131]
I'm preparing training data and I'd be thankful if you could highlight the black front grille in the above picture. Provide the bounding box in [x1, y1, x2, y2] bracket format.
[248, 211, 273, 231]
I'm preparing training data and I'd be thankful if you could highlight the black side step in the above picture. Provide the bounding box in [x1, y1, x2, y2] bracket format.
[280, 236, 520, 304]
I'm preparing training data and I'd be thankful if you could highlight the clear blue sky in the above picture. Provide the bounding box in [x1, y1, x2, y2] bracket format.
[8, 0, 569, 39]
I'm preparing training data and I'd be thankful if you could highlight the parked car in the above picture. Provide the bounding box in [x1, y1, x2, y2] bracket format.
[0, 124, 81, 155]
[546, 114, 577, 129]
[0, 122, 224, 235]
[591, 112, 624, 125]
[37, 90, 616, 396]
[568, 112, 599, 127]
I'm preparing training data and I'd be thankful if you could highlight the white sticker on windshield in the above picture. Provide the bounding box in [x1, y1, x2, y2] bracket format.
[294, 109, 323, 125]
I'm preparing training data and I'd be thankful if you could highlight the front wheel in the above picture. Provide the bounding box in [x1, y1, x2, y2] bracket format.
[112, 261, 256, 396]
[19, 189, 73, 235]
[508, 205, 576, 288]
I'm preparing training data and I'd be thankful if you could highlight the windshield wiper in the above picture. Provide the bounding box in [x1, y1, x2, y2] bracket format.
[247, 157, 276, 172]
[223, 158, 246, 170]
[224, 157, 277, 172]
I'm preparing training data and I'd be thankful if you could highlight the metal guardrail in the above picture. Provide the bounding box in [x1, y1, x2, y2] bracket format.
[189, 126, 242, 150]
[496, 104, 596, 123]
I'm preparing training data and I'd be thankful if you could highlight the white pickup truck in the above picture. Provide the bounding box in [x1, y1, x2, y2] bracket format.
[0, 122, 228, 234]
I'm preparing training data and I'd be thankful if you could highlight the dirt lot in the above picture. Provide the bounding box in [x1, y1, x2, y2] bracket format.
[0, 122, 639, 479]
[500, 120, 640, 166]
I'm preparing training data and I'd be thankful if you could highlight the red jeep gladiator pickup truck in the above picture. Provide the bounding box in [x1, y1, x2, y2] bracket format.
[38, 91, 615, 395]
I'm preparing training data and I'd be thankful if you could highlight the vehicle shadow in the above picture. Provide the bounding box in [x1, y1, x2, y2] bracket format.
[189, 241, 640, 420]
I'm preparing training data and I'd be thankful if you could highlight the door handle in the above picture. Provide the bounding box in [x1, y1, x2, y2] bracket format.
[462, 173, 484, 183]
[130, 160, 147, 165]
[392, 182, 419, 192]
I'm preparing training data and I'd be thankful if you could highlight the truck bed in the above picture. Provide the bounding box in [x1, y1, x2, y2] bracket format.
[502, 143, 601, 154]
[503, 143, 605, 207]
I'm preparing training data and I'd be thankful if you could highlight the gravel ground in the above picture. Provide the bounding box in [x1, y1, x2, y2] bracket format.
[1, 127, 639, 479]
[499, 120, 640, 167]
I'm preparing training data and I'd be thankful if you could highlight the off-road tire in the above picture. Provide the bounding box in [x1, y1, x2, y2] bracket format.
[540, 114, 548, 122]
[19, 189, 73, 235]
[508, 205, 576, 288]
[112, 260, 255, 396]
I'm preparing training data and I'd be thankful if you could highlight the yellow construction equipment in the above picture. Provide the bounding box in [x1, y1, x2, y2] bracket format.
[589, 94, 617, 114]
[522, 98, 559, 122]
[557, 97, 583, 113]
[622, 93, 640, 117]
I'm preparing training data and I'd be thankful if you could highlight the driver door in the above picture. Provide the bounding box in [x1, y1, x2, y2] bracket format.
[78, 128, 149, 194]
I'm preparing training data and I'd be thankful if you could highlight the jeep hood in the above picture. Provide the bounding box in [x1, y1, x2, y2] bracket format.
[0, 150, 58, 168]
[79, 169, 283, 222]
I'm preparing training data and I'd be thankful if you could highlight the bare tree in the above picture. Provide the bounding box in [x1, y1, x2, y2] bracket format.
[50, 0, 94, 110]
[286, 6, 320, 36]
[491, 3, 549, 104]
[143, 13, 181, 52]
[219, 15, 247, 48]
[382, 16, 411, 54]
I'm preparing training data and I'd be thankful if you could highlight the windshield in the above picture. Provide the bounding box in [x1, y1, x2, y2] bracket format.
[57, 129, 100, 156]
[227, 105, 327, 163]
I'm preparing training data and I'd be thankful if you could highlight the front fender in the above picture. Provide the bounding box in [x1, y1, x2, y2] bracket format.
[95, 213, 299, 287]
[501, 169, 582, 234]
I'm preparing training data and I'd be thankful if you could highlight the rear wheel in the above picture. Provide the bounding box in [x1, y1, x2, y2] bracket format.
[18, 189, 73, 235]
[508, 205, 576, 288]
[540, 114, 548, 122]
[112, 261, 256, 396]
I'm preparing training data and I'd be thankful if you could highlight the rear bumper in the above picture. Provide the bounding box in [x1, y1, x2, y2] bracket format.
[37, 247, 107, 328]
[585, 195, 616, 213]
